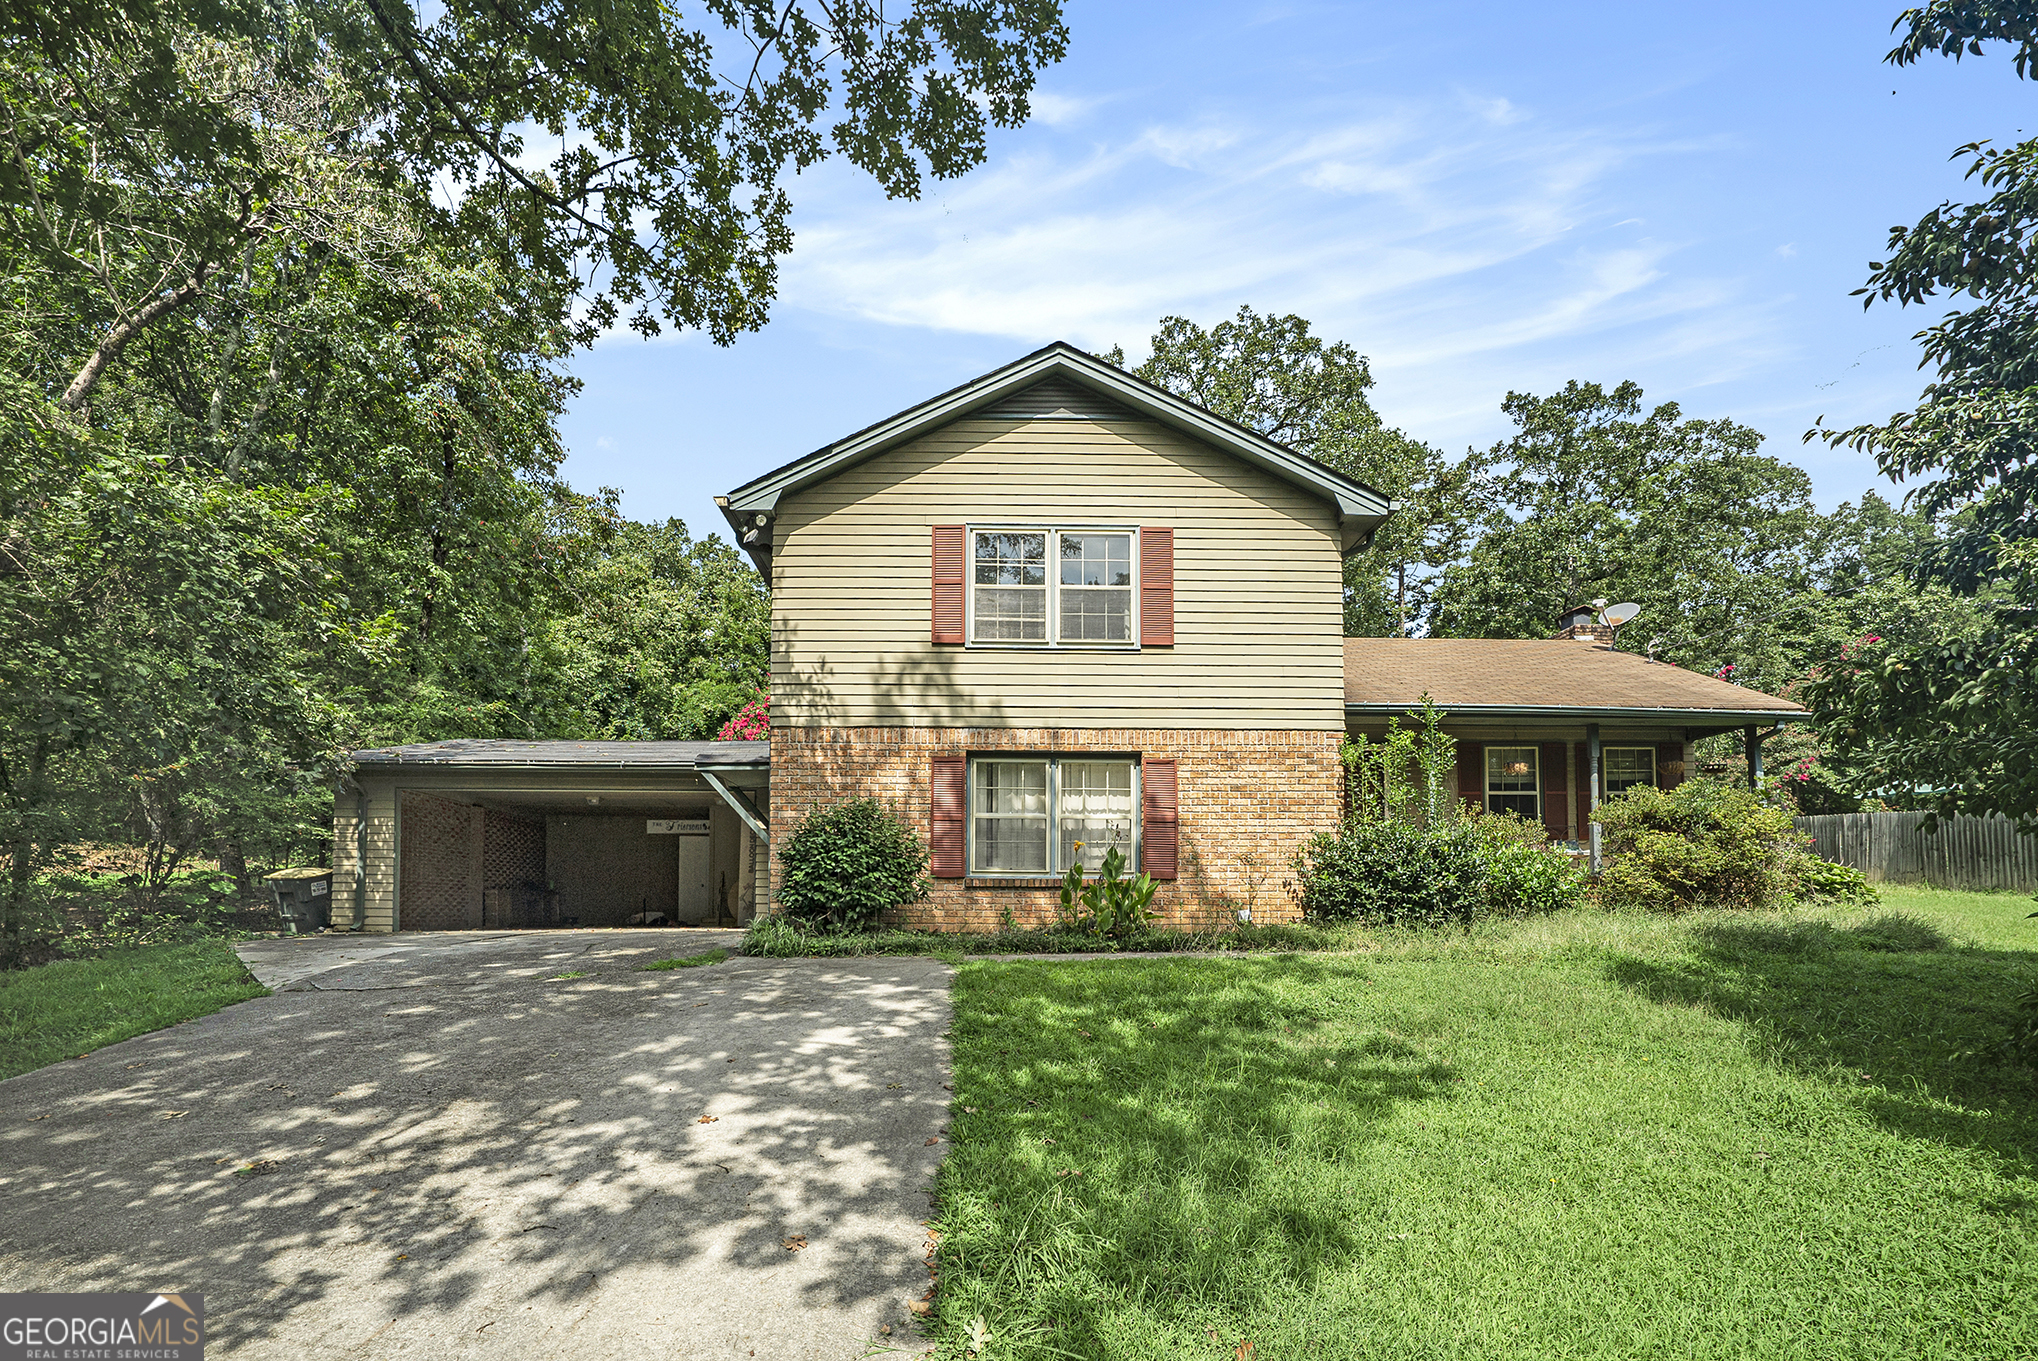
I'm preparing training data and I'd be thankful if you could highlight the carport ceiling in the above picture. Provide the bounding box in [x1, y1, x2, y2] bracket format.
[458, 790, 718, 817]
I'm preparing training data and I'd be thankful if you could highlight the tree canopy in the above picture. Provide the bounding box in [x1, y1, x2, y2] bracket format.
[1797, 0, 2038, 829]
[0, 0, 1068, 962]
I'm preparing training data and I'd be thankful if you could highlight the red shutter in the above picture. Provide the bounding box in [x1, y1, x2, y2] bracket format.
[1139, 527, 1174, 646]
[1141, 758, 1179, 879]
[930, 755, 966, 878]
[1540, 742, 1568, 841]
[1456, 740, 1483, 814]
[931, 525, 965, 645]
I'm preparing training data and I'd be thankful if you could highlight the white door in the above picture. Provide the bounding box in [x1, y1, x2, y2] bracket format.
[674, 834, 714, 924]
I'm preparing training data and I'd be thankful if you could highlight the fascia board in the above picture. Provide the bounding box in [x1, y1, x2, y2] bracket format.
[723, 346, 1393, 522]
[1344, 703, 1808, 726]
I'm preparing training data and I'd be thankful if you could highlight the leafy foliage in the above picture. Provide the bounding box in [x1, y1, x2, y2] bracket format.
[1341, 697, 1458, 824]
[1430, 380, 1823, 692]
[1798, 4, 2038, 829]
[773, 798, 931, 928]
[1296, 815, 1583, 928]
[1055, 844, 1159, 940]
[1592, 780, 1863, 912]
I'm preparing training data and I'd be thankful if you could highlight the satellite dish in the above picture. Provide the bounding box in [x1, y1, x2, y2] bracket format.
[1599, 602, 1641, 628]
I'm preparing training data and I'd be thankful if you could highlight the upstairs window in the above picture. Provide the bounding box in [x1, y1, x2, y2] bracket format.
[1485, 746, 1540, 821]
[971, 527, 1135, 646]
[1602, 747, 1657, 799]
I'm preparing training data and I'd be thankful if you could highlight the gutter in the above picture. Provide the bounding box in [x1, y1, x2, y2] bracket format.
[1344, 702, 1808, 726]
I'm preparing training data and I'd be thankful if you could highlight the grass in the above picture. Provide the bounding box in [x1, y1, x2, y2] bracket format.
[0, 940, 269, 1081]
[929, 885, 2038, 1360]
[641, 948, 729, 970]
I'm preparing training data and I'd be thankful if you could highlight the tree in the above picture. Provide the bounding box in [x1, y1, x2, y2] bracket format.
[1430, 380, 1822, 690]
[1105, 307, 1468, 635]
[527, 509, 769, 741]
[2, 0, 1071, 416]
[1800, 1, 2038, 829]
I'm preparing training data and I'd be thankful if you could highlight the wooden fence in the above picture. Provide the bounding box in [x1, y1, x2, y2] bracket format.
[1795, 811, 2038, 892]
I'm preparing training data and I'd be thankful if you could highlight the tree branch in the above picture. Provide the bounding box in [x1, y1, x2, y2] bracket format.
[60, 265, 213, 412]
[362, 0, 615, 241]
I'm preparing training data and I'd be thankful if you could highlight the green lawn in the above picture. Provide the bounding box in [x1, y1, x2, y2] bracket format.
[0, 940, 269, 1081]
[932, 888, 2038, 1360]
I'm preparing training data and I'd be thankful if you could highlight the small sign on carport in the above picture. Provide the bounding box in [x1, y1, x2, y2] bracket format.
[646, 818, 711, 835]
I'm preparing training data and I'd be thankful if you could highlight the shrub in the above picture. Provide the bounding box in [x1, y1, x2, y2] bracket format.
[1594, 780, 1805, 911]
[1055, 844, 1159, 939]
[1296, 813, 1583, 928]
[773, 798, 930, 928]
[1792, 856, 1878, 906]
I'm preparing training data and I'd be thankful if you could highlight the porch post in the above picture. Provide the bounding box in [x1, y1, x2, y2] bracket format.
[1586, 723, 1601, 817]
[1745, 725, 1762, 789]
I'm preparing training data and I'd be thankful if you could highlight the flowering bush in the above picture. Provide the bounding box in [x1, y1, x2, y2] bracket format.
[716, 693, 768, 741]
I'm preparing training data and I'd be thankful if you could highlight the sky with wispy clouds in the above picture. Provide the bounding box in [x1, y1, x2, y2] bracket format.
[558, 1, 2036, 534]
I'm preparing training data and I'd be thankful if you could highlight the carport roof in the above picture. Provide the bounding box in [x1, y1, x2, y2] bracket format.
[349, 739, 769, 770]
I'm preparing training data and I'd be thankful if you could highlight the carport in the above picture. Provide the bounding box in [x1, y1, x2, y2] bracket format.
[331, 740, 769, 932]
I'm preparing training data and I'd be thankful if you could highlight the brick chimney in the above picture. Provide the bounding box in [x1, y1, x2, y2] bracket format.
[1553, 602, 1612, 643]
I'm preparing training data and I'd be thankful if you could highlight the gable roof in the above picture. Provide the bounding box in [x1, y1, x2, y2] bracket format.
[717, 342, 1394, 571]
[1344, 638, 1807, 731]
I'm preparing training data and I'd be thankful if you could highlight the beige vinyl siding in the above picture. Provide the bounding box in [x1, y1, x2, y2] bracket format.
[332, 776, 398, 932]
[771, 416, 1345, 729]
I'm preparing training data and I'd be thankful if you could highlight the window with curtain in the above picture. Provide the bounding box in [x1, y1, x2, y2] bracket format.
[1485, 746, 1540, 820]
[968, 756, 1138, 875]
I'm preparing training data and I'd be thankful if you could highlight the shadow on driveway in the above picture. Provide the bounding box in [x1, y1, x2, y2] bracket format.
[0, 930, 952, 1359]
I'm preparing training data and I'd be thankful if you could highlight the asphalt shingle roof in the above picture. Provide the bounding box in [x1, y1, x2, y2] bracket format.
[1343, 638, 1806, 717]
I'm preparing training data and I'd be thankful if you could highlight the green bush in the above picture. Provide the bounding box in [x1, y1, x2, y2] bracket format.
[1055, 845, 1159, 940]
[1793, 856, 1879, 906]
[773, 798, 930, 928]
[1595, 780, 1813, 912]
[1296, 813, 1584, 928]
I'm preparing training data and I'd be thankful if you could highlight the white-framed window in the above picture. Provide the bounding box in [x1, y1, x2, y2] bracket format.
[1485, 746, 1540, 821]
[968, 755, 1138, 876]
[969, 526, 1136, 647]
[1602, 747, 1657, 799]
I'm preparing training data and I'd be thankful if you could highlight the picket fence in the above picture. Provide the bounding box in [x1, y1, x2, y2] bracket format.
[1795, 811, 2038, 893]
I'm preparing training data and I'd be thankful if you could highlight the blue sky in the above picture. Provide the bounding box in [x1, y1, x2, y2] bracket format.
[556, 1, 2035, 535]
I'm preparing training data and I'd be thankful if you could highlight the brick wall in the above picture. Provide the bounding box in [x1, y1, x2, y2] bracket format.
[770, 727, 1340, 931]
[399, 792, 479, 930]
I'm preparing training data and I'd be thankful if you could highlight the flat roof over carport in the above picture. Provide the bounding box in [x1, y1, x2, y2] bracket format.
[336, 741, 771, 933]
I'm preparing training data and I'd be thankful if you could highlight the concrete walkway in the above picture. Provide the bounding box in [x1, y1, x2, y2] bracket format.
[0, 930, 952, 1358]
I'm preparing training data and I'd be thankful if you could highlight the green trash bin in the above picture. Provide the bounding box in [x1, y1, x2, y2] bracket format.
[265, 867, 335, 933]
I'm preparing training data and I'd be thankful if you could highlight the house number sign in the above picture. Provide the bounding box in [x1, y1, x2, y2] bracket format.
[646, 819, 711, 835]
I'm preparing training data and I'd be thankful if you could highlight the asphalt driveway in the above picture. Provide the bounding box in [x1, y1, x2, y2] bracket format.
[0, 930, 953, 1358]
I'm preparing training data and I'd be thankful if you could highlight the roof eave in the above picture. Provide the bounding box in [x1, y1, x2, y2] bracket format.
[1343, 702, 1808, 728]
[723, 344, 1393, 552]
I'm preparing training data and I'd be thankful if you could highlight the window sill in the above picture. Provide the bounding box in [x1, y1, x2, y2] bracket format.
[964, 877, 1065, 889]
